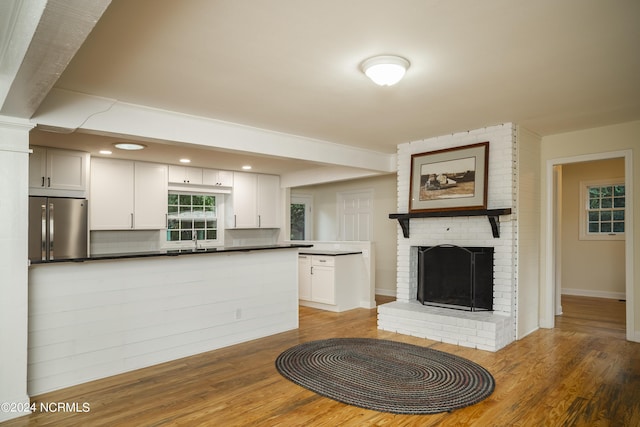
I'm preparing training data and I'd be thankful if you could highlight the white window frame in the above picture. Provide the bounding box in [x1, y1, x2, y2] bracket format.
[165, 190, 224, 248]
[579, 178, 625, 241]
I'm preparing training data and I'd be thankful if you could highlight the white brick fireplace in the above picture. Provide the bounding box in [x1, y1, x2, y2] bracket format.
[378, 124, 518, 352]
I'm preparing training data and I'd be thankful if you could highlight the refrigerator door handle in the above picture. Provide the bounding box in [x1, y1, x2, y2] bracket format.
[49, 202, 54, 260]
[40, 203, 47, 261]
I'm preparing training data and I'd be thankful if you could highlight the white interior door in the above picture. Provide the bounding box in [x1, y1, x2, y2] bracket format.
[337, 189, 373, 241]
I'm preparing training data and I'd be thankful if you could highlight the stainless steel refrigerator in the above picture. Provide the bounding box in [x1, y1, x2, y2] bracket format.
[28, 197, 88, 261]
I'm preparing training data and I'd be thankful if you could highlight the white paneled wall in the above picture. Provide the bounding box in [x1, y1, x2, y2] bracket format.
[379, 124, 518, 351]
[27, 249, 299, 395]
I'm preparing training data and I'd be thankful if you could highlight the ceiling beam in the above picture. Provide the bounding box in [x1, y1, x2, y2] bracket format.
[0, 0, 111, 118]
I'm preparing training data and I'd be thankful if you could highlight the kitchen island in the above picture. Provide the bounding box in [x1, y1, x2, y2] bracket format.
[27, 244, 310, 395]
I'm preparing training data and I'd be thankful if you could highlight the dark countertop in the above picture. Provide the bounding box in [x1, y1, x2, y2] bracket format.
[299, 249, 363, 256]
[29, 243, 314, 265]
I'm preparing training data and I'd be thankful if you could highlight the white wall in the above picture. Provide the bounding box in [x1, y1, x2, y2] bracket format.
[291, 174, 397, 296]
[560, 158, 626, 298]
[516, 127, 541, 339]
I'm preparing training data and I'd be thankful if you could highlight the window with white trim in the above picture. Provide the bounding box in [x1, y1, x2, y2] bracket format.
[167, 192, 220, 244]
[580, 179, 625, 240]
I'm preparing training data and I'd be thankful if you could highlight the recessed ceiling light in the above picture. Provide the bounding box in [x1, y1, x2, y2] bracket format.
[179, 158, 191, 163]
[99, 150, 112, 155]
[114, 142, 146, 150]
[242, 165, 252, 170]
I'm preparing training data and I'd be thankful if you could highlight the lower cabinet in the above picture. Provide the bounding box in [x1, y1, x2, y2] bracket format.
[298, 253, 361, 312]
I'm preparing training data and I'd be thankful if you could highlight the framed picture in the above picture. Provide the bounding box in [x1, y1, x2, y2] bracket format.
[409, 141, 489, 213]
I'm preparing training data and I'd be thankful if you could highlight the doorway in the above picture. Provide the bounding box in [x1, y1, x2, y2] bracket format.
[545, 150, 634, 340]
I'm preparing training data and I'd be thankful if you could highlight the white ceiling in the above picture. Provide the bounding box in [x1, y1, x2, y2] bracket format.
[3, 0, 640, 176]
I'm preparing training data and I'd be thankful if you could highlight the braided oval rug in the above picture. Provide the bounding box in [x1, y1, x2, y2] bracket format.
[275, 338, 495, 414]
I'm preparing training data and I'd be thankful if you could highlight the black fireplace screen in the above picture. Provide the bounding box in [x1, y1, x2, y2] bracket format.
[417, 245, 493, 311]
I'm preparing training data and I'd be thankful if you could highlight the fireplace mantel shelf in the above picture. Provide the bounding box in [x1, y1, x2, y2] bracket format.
[389, 208, 512, 238]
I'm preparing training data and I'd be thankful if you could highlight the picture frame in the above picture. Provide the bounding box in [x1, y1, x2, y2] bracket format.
[409, 141, 489, 213]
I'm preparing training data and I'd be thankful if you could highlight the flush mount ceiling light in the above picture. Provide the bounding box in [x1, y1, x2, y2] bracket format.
[114, 142, 146, 150]
[179, 158, 191, 163]
[361, 55, 410, 86]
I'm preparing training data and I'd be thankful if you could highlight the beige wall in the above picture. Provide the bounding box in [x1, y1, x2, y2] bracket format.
[540, 120, 639, 340]
[561, 159, 625, 297]
[291, 173, 398, 295]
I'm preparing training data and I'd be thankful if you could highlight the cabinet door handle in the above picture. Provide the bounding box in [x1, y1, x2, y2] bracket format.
[311, 266, 313, 275]
[47, 177, 51, 187]
[131, 213, 134, 229]
[41, 176, 45, 187]
[234, 215, 237, 228]
[258, 215, 261, 227]
[319, 259, 327, 262]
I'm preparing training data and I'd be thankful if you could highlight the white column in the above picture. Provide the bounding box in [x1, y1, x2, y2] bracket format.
[0, 116, 34, 421]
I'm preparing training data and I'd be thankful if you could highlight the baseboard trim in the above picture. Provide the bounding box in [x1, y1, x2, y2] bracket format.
[561, 288, 626, 300]
[375, 288, 396, 297]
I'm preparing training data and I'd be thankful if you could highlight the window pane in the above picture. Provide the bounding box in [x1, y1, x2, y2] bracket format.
[601, 198, 612, 208]
[588, 211, 599, 221]
[613, 222, 625, 232]
[589, 199, 600, 209]
[601, 223, 612, 233]
[588, 187, 600, 198]
[613, 210, 624, 220]
[290, 203, 306, 240]
[614, 197, 625, 208]
[601, 186, 612, 197]
[600, 211, 612, 221]
[588, 223, 599, 233]
[614, 186, 625, 196]
[168, 192, 219, 243]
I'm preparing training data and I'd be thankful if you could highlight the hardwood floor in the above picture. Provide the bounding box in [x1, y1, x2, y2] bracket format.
[2, 295, 638, 426]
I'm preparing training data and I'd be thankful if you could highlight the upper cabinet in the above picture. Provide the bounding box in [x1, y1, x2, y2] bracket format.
[168, 165, 202, 185]
[90, 158, 168, 230]
[228, 172, 280, 228]
[169, 165, 233, 187]
[202, 169, 233, 187]
[29, 146, 89, 197]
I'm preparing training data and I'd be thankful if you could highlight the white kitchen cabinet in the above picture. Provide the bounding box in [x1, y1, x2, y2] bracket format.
[310, 255, 336, 304]
[229, 172, 280, 228]
[90, 158, 134, 229]
[202, 169, 233, 187]
[134, 162, 169, 229]
[90, 158, 168, 230]
[298, 254, 312, 300]
[29, 146, 89, 196]
[298, 253, 362, 311]
[168, 165, 202, 184]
